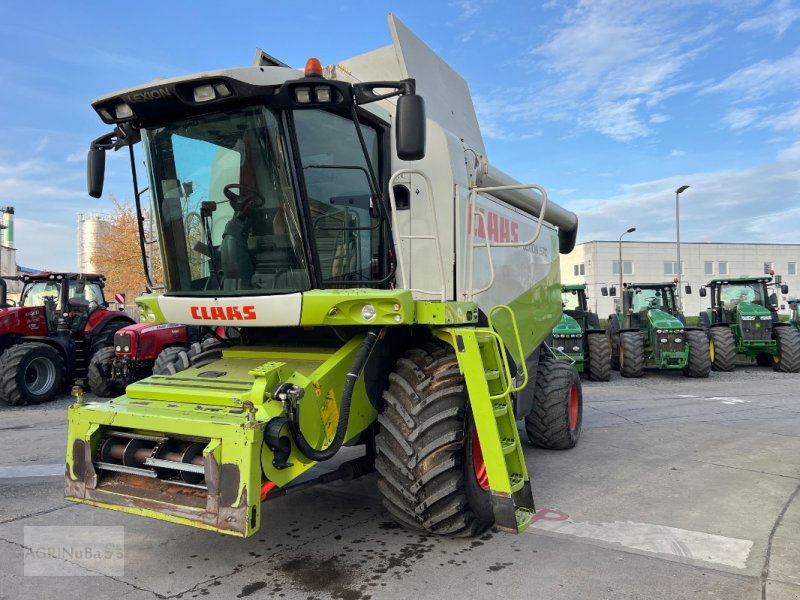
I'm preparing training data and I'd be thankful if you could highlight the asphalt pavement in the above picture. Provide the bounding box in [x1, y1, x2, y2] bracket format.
[0, 365, 798, 600]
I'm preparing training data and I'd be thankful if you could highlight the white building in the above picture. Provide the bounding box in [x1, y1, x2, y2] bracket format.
[561, 241, 800, 319]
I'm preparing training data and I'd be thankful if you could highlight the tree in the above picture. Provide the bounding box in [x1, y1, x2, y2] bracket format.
[91, 198, 161, 303]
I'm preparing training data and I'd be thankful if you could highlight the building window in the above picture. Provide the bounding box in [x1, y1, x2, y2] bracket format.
[612, 260, 633, 275]
[718, 261, 728, 275]
[764, 262, 773, 274]
[663, 261, 684, 275]
[789, 262, 797, 276]
[573, 263, 585, 276]
[704, 261, 714, 275]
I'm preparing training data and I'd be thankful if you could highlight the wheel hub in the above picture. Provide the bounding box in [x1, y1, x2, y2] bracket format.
[25, 357, 56, 396]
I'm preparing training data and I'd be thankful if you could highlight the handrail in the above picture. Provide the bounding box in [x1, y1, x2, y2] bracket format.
[488, 304, 529, 394]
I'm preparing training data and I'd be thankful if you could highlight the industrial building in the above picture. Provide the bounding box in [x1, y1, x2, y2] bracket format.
[560, 241, 800, 319]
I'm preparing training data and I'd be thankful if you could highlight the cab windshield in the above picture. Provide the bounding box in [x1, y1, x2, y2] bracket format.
[718, 283, 765, 311]
[561, 290, 584, 311]
[143, 105, 384, 296]
[631, 288, 674, 312]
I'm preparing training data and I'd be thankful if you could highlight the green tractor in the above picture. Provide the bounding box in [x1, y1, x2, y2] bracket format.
[550, 284, 610, 381]
[607, 282, 710, 378]
[65, 17, 583, 539]
[698, 276, 800, 372]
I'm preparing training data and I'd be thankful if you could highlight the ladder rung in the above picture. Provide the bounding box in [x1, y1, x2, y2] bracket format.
[484, 369, 499, 381]
[509, 472, 524, 492]
[475, 332, 495, 344]
[501, 437, 517, 454]
[492, 402, 508, 417]
[515, 507, 533, 532]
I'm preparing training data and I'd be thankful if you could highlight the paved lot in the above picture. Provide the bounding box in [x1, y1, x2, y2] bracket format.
[0, 366, 798, 600]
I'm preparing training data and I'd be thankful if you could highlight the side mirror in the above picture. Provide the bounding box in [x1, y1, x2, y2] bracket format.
[609, 286, 617, 296]
[601, 286, 609, 297]
[88, 148, 106, 198]
[395, 94, 426, 161]
[781, 284, 789, 294]
[699, 288, 707, 297]
[684, 284, 692, 295]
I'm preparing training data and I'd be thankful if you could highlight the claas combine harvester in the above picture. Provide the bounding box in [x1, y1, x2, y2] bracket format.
[66, 16, 581, 538]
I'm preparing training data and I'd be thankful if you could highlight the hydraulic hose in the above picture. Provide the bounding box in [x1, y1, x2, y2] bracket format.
[289, 328, 382, 461]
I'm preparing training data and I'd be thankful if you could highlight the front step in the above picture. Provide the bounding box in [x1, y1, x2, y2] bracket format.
[435, 324, 535, 533]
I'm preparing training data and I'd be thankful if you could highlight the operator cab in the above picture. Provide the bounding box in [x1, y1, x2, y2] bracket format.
[19, 273, 107, 334]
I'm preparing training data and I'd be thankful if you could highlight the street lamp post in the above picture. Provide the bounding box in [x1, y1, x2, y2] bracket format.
[675, 185, 690, 311]
[618, 227, 636, 311]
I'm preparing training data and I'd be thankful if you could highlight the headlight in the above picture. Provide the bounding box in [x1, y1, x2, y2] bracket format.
[674, 338, 682, 343]
[361, 304, 376, 321]
[146, 308, 156, 321]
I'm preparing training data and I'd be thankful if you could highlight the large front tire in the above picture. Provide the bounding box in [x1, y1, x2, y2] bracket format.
[773, 327, 800, 373]
[587, 332, 611, 381]
[87, 346, 125, 397]
[708, 327, 736, 372]
[152, 340, 221, 375]
[375, 342, 493, 537]
[683, 330, 711, 378]
[619, 331, 645, 378]
[0, 343, 65, 406]
[525, 360, 582, 450]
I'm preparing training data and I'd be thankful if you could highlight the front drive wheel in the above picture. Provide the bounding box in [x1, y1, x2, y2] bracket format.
[0, 343, 65, 406]
[375, 342, 493, 537]
[773, 327, 800, 373]
[525, 360, 582, 450]
[87, 346, 126, 397]
[619, 331, 645, 378]
[587, 332, 611, 381]
[683, 330, 711, 378]
[708, 327, 736, 372]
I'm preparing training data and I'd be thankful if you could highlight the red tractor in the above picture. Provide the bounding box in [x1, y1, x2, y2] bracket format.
[87, 322, 193, 397]
[0, 272, 135, 405]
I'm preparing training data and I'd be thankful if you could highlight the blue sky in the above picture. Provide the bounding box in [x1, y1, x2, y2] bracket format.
[1, 0, 798, 271]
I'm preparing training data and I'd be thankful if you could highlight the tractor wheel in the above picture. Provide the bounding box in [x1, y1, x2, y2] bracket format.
[708, 327, 736, 372]
[607, 317, 620, 370]
[683, 330, 711, 378]
[619, 331, 645, 378]
[152, 340, 222, 375]
[755, 353, 773, 367]
[375, 342, 493, 537]
[586, 332, 611, 381]
[87, 347, 125, 398]
[0, 343, 65, 406]
[525, 360, 582, 449]
[773, 327, 800, 373]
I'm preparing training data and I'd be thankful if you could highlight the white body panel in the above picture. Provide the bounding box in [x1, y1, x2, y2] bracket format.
[157, 294, 302, 326]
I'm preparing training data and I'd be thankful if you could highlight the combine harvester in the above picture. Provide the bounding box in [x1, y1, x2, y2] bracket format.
[66, 15, 580, 537]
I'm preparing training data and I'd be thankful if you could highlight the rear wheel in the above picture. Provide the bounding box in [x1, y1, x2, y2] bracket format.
[87, 346, 125, 397]
[619, 331, 644, 378]
[375, 342, 493, 536]
[683, 330, 711, 378]
[152, 340, 222, 375]
[586, 332, 611, 381]
[708, 327, 736, 371]
[525, 360, 582, 450]
[0, 343, 65, 406]
[773, 327, 800, 373]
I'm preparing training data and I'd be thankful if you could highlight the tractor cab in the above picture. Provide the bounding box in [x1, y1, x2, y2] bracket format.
[561, 284, 600, 330]
[18, 273, 107, 336]
[700, 277, 785, 326]
[620, 282, 680, 329]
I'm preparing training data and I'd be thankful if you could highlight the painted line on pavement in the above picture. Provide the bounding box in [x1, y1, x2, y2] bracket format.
[0, 464, 64, 478]
[530, 508, 753, 569]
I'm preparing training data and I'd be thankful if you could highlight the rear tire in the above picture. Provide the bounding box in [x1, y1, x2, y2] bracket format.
[152, 340, 222, 375]
[773, 327, 800, 373]
[87, 346, 125, 397]
[375, 342, 493, 537]
[0, 343, 65, 406]
[683, 330, 711, 378]
[619, 331, 644, 378]
[586, 333, 611, 381]
[525, 360, 582, 450]
[708, 327, 736, 372]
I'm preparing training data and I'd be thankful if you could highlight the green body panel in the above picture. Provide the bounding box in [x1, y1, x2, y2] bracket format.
[299, 289, 415, 326]
[732, 303, 777, 357]
[611, 305, 689, 370]
[414, 301, 479, 325]
[491, 249, 562, 367]
[551, 313, 585, 371]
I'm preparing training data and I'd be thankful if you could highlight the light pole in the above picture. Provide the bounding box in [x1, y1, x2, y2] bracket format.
[675, 185, 690, 311]
[618, 227, 636, 310]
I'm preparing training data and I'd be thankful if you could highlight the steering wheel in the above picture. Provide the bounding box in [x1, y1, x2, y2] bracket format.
[223, 184, 266, 214]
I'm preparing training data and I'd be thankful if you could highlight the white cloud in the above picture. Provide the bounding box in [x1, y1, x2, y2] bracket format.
[765, 102, 800, 131]
[670, 149, 686, 157]
[571, 152, 800, 244]
[736, 0, 800, 38]
[778, 141, 800, 161]
[700, 48, 800, 102]
[449, 0, 481, 20]
[650, 113, 670, 124]
[722, 106, 767, 131]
